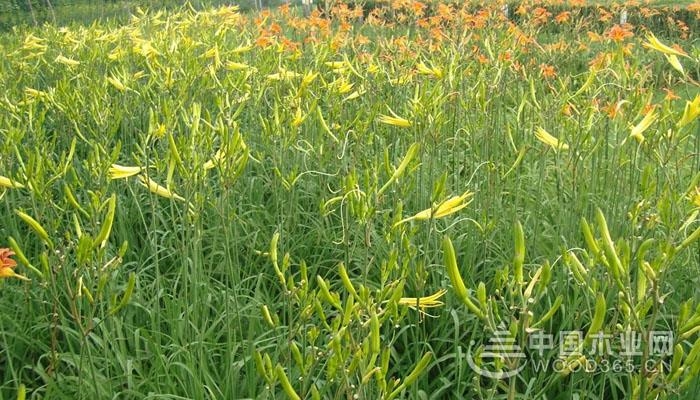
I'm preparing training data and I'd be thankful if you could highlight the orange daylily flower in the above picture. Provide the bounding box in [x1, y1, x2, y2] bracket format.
[663, 88, 680, 101]
[554, 11, 571, 24]
[607, 25, 633, 42]
[540, 63, 557, 79]
[0, 248, 29, 281]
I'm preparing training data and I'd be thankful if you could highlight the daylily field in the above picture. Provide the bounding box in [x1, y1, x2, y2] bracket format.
[1, 0, 700, 398]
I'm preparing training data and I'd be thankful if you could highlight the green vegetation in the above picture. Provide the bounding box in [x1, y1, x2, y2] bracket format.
[1, 1, 699, 399]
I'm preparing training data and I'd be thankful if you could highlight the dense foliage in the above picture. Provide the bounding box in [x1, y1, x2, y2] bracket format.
[1, 1, 699, 399]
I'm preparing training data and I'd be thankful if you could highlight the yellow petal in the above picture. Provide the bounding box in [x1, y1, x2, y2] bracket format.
[398, 289, 447, 309]
[0, 176, 25, 189]
[108, 164, 143, 179]
[0, 267, 30, 281]
[225, 61, 252, 71]
[642, 32, 688, 58]
[535, 127, 569, 151]
[394, 191, 473, 227]
[677, 95, 700, 128]
[629, 111, 658, 144]
[55, 54, 80, 67]
[377, 114, 412, 128]
[665, 54, 684, 74]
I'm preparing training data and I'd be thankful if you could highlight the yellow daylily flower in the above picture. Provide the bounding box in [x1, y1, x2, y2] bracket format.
[690, 187, 700, 207]
[300, 70, 319, 89]
[629, 111, 658, 144]
[291, 107, 307, 127]
[642, 32, 688, 58]
[55, 54, 80, 67]
[232, 43, 253, 54]
[378, 109, 412, 128]
[0, 176, 25, 189]
[324, 61, 347, 69]
[225, 61, 253, 71]
[106, 74, 127, 91]
[266, 68, 301, 81]
[331, 77, 354, 94]
[398, 289, 447, 315]
[138, 175, 186, 202]
[416, 61, 443, 79]
[203, 148, 225, 170]
[109, 164, 143, 179]
[394, 191, 473, 227]
[342, 89, 364, 102]
[535, 127, 569, 151]
[678, 95, 700, 128]
[665, 54, 684, 74]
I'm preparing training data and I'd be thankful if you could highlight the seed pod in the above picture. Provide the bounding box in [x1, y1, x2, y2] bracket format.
[7, 236, 39, 277]
[94, 194, 116, 249]
[370, 309, 381, 354]
[253, 351, 271, 382]
[524, 266, 542, 300]
[310, 384, 320, 400]
[387, 352, 433, 400]
[290, 342, 303, 369]
[167, 131, 183, 167]
[539, 260, 552, 288]
[684, 337, 700, 373]
[338, 262, 358, 300]
[274, 364, 301, 400]
[17, 384, 26, 400]
[671, 344, 684, 374]
[316, 276, 341, 310]
[477, 282, 487, 310]
[15, 210, 52, 248]
[443, 236, 485, 320]
[110, 272, 136, 315]
[641, 261, 656, 282]
[378, 142, 420, 196]
[261, 305, 276, 328]
[595, 208, 623, 280]
[565, 251, 588, 284]
[513, 220, 525, 285]
[63, 184, 89, 217]
[270, 232, 285, 287]
[580, 217, 600, 256]
[585, 293, 607, 342]
[532, 295, 563, 328]
[677, 224, 700, 253]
